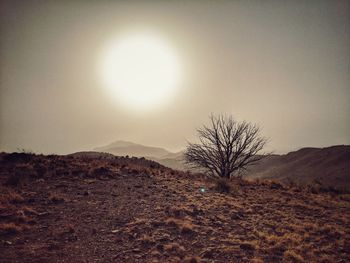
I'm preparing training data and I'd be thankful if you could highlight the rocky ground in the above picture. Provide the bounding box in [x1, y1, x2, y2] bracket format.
[0, 152, 349, 263]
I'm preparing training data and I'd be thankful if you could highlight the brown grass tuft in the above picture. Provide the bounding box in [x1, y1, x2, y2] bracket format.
[0, 223, 23, 235]
[165, 217, 195, 235]
[239, 241, 256, 251]
[283, 250, 304, 262]
[163, 242, 186, 254]
[180, 221, 194, 234]
[49, 194, 65, 204]
[0, 190, 24, 204]
[183, 256, 201, 263]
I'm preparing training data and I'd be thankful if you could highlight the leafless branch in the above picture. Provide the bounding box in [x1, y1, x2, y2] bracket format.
[184, 114, 267, 178]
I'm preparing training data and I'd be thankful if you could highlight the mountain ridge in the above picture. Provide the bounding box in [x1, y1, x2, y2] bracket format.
[93, 140, 181, 159]
[92, 141, 350, 188]
[247, 145, 350, 189]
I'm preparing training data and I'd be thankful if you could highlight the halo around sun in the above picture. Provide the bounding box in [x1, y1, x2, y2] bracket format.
[99, 31, 182, 111]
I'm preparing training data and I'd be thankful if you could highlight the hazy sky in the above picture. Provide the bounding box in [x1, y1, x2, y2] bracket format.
[1, 0, 349, 154]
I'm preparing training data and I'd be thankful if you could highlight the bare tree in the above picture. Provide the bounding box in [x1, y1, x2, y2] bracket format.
[184, 114, 267, 179]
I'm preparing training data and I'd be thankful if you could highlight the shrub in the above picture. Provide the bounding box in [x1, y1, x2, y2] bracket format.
[3, 152, 33, 163]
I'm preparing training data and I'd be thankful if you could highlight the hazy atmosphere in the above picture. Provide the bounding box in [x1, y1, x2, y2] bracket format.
[1, 0, 349, 154]
[1, 2, 350, 262]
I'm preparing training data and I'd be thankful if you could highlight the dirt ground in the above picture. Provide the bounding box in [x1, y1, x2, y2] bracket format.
[0, 152, 349, 262]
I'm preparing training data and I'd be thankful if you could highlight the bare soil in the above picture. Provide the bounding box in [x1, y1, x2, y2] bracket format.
[0, 152, 349, 262]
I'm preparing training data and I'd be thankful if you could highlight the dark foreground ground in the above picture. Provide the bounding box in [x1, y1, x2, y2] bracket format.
[0, 152, 349, 263]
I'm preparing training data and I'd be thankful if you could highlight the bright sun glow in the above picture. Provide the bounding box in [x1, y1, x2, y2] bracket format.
[99, 32, 182, 111]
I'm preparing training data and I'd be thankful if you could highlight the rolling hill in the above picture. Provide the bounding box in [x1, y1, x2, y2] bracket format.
[94, 141, 350, 189]
[246, 145, 350, 189]
[94, 140, 174, 159]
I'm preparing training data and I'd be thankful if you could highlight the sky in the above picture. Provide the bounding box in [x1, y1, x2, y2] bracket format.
[1, 0, 349, 154]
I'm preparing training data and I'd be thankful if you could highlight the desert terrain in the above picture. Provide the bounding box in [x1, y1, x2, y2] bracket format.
[94, 141, 350, 190]
[1, 152, 349, 262]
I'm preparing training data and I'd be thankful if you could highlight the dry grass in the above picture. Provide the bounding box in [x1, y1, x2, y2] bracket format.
[0, 189, 24, 204]
[0, 188, 36, 236]
[22, 206, 40, 216]
[168, 205, 193, 218]
[163, 242, 186, 254]
[250, 257, 264, 263]
[284, 249, 305, 262]
[48, 194, 66, 204]
[0, 152, 349, 262]
[183, 256, 201, 263]
[165, 217, 195, 234]
[0, 222, 23, 235]
[138, 234, 155, 246]
[239, 241, 257, 251]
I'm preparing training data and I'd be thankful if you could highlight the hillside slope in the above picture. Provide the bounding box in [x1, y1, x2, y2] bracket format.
[1, 152, 349, 262]
[143, 145, 350, 189]
[247, 145, 350, 189]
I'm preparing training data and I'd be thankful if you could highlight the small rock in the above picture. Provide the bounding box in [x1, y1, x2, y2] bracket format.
[38, 212, 50, 217]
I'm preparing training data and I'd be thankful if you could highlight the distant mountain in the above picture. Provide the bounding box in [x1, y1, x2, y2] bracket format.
[94, 142, 350, 189]
[246, 145, 350, 189]
[68, 151, 116, 159]
[94, 140, 176, 159]
[149, 151, 188, 171]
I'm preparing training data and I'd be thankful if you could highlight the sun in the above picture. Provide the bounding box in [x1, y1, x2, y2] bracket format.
[99, 31, 182, 111]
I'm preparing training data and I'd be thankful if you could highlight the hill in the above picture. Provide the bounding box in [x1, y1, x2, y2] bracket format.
[247, 145, 350, 189]
[94, 140, 174, 159]
[138, 145, 350, 189]
[0, 152, 349, 262]
[93, 140, 187, 170]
